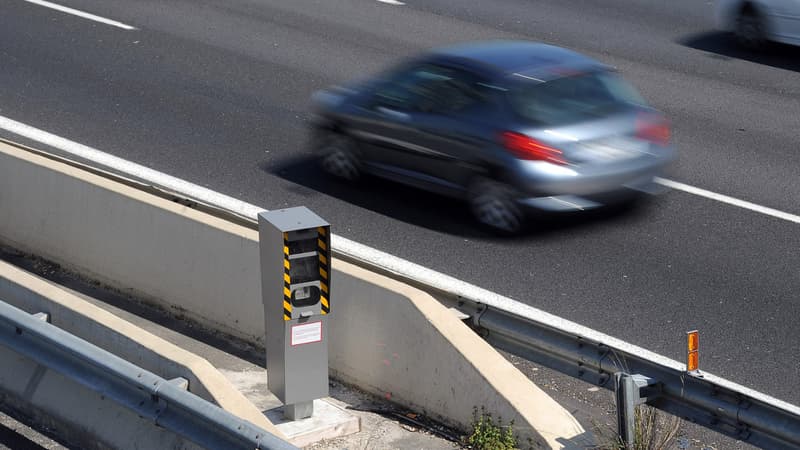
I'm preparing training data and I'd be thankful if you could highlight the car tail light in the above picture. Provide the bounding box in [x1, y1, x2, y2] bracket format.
[500, 131, 566, 165]
[636, 113, 670, 146]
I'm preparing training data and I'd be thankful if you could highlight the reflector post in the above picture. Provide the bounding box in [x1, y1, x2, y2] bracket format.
[687, 330, 699, 373]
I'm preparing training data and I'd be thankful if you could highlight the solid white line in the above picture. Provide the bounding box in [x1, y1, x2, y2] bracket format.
[0, 114, 264, 220]
[655, 177, 800, 224]
[23, 0, 136, 30]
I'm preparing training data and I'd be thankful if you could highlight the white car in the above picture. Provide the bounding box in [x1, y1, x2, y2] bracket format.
[716, 0, 800, 48]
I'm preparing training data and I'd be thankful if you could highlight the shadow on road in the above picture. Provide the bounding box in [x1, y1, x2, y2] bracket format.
[264, 154, 656, 241]
[679, 31, 800, 72]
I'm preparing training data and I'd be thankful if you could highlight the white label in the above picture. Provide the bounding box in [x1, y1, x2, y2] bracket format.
[291, 321, 322, 346]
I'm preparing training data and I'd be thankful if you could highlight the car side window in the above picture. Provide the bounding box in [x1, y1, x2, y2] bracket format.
[373, 64, 485, 114]
[372, 66, 423, 110]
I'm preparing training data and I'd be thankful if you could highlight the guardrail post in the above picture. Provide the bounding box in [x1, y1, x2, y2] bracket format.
[615, 372, 657, 449]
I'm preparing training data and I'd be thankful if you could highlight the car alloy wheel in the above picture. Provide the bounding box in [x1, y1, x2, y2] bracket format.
[319, 133, 361, 181]
[469, 179, 523, 234]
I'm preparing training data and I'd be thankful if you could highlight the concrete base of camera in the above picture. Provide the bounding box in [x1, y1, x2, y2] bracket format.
[266, 398, 360, 448]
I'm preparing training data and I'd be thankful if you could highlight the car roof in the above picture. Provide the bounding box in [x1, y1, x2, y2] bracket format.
[428, 40, 608, 81]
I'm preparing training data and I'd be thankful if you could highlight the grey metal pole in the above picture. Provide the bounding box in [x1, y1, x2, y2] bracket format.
[615, 373, 657, 450]
[615, 372, 637, 449]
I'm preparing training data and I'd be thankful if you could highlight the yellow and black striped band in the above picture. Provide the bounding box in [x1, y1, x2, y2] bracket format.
[283, 232, 292, 321]
[318, 226, 330, 315]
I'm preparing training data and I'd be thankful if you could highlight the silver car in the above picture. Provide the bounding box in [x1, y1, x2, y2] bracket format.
[310, 41, 676, 233]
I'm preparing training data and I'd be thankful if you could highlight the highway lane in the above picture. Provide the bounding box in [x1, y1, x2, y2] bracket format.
[1, 0, 798, 420]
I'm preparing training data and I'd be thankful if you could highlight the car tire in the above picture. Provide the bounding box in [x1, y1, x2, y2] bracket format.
[735, 7, 767, 50]
[468, 178, 524, 235]
[318, 132, 361, 181]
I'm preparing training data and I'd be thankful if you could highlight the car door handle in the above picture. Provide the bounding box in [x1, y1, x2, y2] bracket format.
[376, 106, 410, 122]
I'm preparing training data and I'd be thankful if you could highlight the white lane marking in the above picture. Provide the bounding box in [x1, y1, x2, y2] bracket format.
[655, 177, 800, 224]
[23, 0, 136, 30]
[377, 0, 405, 5]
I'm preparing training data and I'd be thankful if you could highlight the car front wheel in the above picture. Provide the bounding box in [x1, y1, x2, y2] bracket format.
[318, 131, 361, 181]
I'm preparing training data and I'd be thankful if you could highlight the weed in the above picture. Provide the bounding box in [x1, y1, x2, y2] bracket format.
[466, 406, 518, 450]
[592, 404, 681, 449]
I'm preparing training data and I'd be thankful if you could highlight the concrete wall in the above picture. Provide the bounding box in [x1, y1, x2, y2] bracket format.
[0, 141, 587, 447]
[0, 259, 282, 440]
[329, 259, 588, 447]
[0, 141, 264, 344]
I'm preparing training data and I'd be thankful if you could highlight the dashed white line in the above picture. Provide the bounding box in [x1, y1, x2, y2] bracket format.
[655, 177, 800, 224]
[377, 0, 405, 5]
[23, 0, 136, 30]
[0, 114, 796, 225]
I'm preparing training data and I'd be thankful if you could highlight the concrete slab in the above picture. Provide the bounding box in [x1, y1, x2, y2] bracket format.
[267, 399, 360, 448]
[218, 368, 360, 447]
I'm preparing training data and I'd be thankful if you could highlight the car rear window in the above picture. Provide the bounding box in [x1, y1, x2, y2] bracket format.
[508, 71, 646, 126]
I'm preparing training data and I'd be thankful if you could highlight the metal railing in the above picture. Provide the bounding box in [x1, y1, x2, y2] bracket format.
[0, 299, 298, 450]
[330, 237, 800, 449]
[1, 132, 799, 448]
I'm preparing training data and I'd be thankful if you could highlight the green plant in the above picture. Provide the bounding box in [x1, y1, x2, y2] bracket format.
[467, 406, 518, 450]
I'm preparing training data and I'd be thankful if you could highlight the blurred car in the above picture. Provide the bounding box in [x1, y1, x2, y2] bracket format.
[309, 41, 675, 234]
[716, 0, 800, 48]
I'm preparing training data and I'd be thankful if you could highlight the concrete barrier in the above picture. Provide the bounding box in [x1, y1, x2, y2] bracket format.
[0, 141, 264, 344]
[329, 259, 587, 447]
[0, 259, 283, 442]
[0, 140, 588, 447]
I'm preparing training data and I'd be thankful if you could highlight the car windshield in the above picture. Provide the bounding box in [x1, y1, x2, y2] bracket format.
[508, 71, 646, 126]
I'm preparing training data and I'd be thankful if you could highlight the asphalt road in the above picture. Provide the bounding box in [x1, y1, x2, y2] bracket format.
[1, 0, 798, 427]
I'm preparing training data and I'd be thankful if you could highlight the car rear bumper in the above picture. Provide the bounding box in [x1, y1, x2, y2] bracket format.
[518, 181, 666, 212]
[509, 149, 674, 211]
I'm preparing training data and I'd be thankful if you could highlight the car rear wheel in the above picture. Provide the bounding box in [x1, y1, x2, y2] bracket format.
[468, 178, 524, 235]
[735, 8, 767, 50]
[318, 132, 361, 181]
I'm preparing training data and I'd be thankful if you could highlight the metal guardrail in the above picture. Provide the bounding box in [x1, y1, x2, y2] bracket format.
[0, 299, 298, 450]
[477, 307, 800, 449]
[330, 238, 800, 449]
[1, 130, 799, 448]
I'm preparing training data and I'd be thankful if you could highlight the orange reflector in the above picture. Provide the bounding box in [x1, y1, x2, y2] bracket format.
[687, 330, 699, 372]
[687, 330, 699, 352]
[687, 351, 699, 372]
